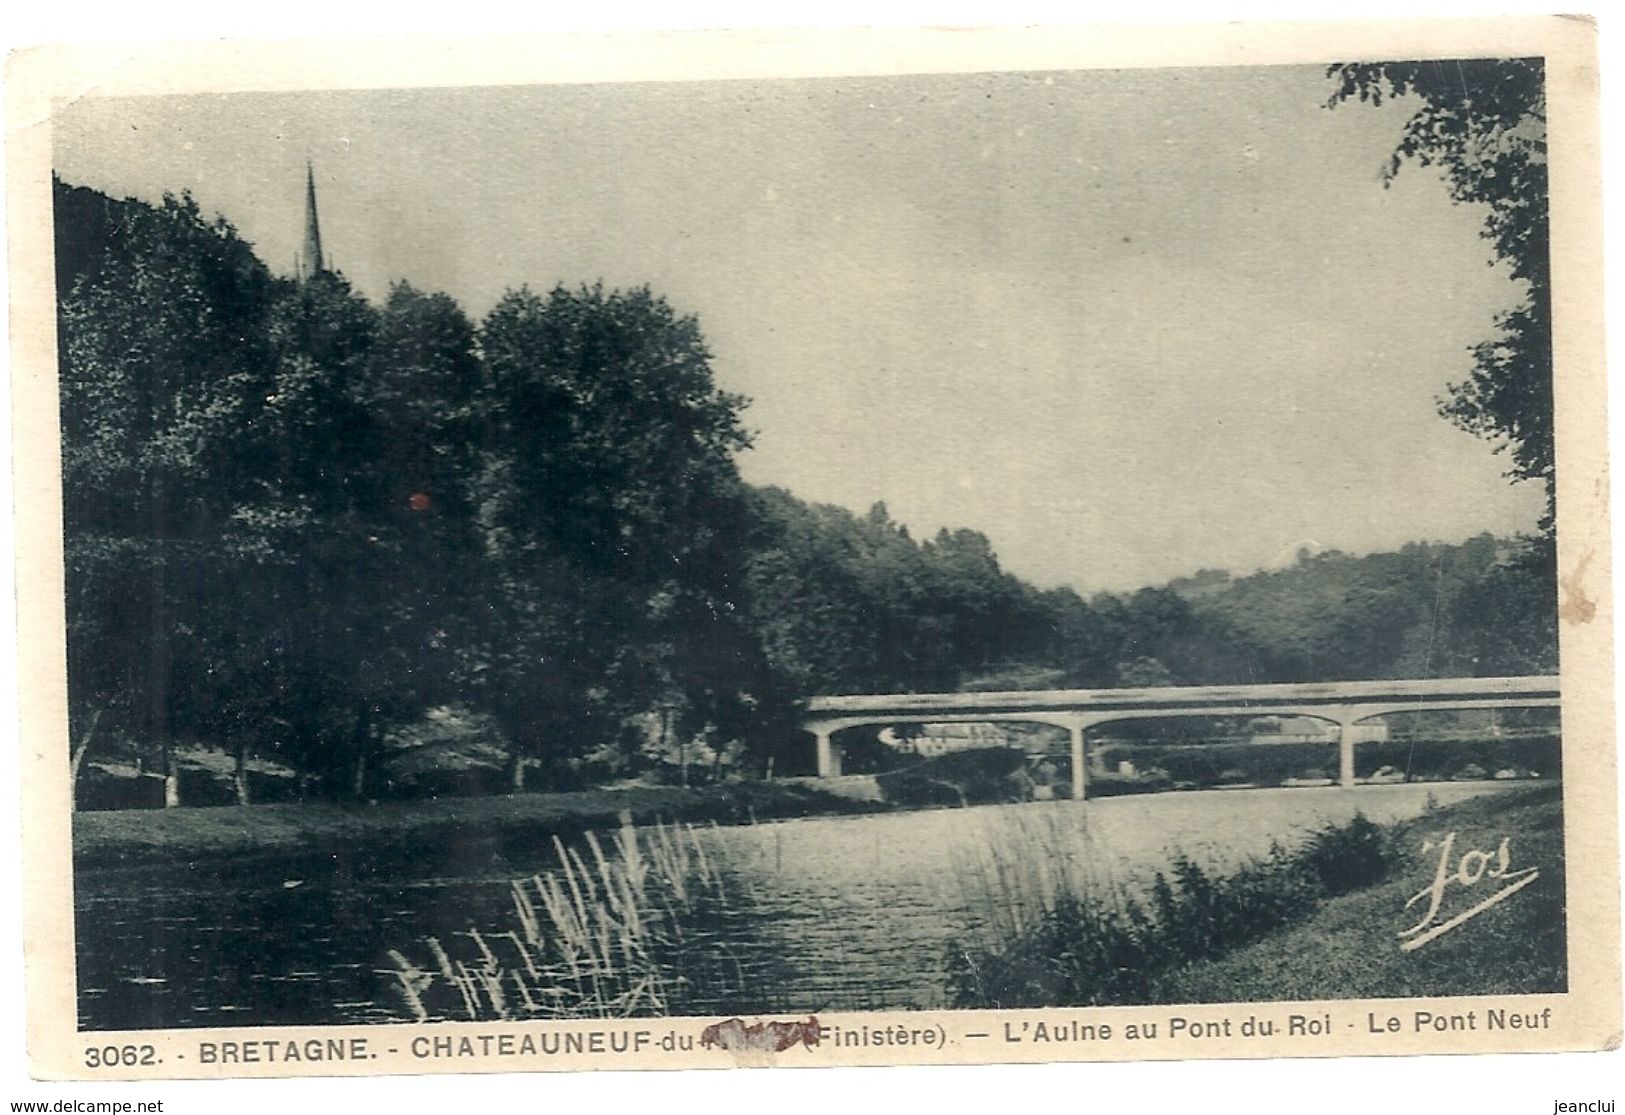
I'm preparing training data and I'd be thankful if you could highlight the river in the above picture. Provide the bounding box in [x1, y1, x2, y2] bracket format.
[75, 781, 1512, 1029]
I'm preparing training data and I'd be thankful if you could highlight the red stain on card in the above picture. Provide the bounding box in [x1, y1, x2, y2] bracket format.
[1559, 550, 1596, 625]
[700, 1016, 820, 1052]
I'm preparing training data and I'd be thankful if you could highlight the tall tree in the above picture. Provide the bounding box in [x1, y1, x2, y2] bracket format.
[56, 181, 279, 804]
[467, 283, 752, 789]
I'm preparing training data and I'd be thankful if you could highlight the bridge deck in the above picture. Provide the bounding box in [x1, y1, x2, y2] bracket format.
[807, 675, 1560, 719]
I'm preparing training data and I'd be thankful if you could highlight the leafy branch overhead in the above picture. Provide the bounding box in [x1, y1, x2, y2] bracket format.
[1328, 59, 1552, 526]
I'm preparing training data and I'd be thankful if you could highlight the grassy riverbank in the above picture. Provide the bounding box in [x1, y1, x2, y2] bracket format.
[951, 783, 1565, 1008]
[72, 746, 1057, 871]
[73, 780, 885, 871]
[1151, 783, 1565, 1002]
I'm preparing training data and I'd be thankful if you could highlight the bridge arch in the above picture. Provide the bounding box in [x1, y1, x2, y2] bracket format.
[799, 712, 1079, 780]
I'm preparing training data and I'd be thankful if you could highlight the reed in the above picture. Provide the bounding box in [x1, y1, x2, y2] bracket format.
[949, 807, 1130, 950]
[387, 812, 732, 1020]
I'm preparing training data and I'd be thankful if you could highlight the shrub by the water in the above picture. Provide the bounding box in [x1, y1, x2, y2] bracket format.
[949, 812, 1396, 1008]
[1299, 812, 1391, 895]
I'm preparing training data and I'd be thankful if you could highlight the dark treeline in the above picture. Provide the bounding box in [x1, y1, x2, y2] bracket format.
[55, 178, 1557, 804]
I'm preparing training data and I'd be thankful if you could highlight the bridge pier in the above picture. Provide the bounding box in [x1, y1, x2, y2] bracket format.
[1320, 707, 1358, 789]
[1068, 723, 1086, 802]
[813, 727, 840, 778]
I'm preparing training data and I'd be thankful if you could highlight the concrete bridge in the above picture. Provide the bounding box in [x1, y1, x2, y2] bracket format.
[801, 675, 1561, 798]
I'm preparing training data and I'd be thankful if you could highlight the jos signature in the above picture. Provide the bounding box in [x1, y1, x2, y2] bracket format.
[1399, 831, 1540, 952]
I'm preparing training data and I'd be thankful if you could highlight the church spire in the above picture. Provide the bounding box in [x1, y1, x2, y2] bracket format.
[297, 161, 327, 280]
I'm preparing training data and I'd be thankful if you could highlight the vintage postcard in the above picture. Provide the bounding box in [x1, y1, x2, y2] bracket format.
[7, 15, 1618, 1084]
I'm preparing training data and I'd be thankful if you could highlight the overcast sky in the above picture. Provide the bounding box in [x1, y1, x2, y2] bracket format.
[52, 64, 1547, 594]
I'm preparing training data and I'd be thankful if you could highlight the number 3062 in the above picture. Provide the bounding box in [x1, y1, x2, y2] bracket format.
[85, 1044, 157, 1068]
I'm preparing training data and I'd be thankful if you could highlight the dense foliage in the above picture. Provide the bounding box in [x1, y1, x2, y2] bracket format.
[55, 175, 1558, 805]
[1165, 537, 1557, 682]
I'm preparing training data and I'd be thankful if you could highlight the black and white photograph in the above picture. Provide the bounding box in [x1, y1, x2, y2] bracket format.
[7, 13, 1618, 1088]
